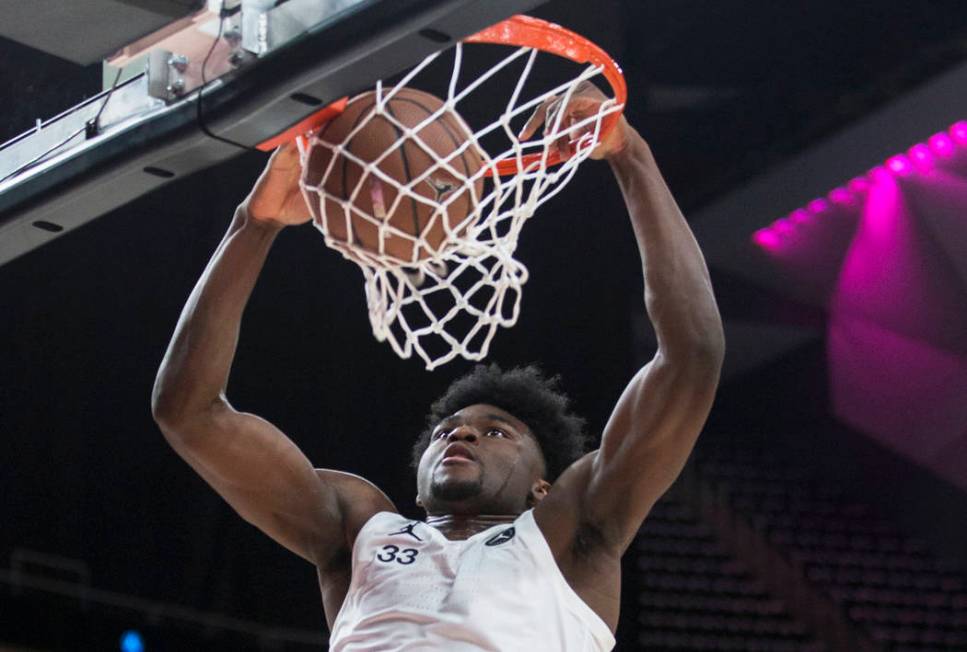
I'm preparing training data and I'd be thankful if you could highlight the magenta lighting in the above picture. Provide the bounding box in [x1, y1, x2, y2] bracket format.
[886, 155, 912, 175]
[928, 133, 955, 158]
[953, 120, 967, 144]
[752, 119, 967, 250]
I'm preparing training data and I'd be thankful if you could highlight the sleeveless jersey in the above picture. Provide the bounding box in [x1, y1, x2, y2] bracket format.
[329, 510, 615, 651]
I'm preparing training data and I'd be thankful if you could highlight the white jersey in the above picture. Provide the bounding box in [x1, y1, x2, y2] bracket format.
[329, 510, 615, 651]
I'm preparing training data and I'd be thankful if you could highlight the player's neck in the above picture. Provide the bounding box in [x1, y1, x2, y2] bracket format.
[425, 513, 516, 540]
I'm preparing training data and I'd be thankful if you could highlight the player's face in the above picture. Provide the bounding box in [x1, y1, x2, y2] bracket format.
[416, 403, 548, 516]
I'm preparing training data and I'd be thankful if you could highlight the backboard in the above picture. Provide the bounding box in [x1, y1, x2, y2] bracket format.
[0, 0, 545, 267]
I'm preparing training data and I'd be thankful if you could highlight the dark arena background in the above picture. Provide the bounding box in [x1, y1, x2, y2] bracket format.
[2, 1, 967, 650]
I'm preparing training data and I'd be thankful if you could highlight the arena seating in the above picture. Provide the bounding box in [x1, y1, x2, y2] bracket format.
[635, 491, 826, 651]
[691, 439, 967, 652]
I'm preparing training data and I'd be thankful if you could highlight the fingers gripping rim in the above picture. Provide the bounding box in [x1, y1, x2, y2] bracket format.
[465, 15, 627, 175]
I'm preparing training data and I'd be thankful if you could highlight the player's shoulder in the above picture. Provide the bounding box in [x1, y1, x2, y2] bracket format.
[314, 469, 397, 512]
[534, 450, 598, 532]
[551, 450, 599, 492]
[535, 449, 630, 557]
[314, 469, 398, 546]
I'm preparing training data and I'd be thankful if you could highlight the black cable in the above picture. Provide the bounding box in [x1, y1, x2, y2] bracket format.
[2, 4, 249, 188]
[0, 69, 127, 186]
[86, 66, 124, 139]
[201, 7, 228, 90]
[0, 124, 88, 185]
[195, 5, 258, 151]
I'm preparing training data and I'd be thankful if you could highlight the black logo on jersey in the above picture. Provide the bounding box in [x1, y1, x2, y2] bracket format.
[485, 527, 516, 546]
[387, 522, 424, 542]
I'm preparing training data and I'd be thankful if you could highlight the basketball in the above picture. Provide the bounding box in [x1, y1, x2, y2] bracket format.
[302, 88, 485, 264]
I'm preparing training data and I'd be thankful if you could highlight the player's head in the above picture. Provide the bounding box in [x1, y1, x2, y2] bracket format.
[412, 364, 589, 516]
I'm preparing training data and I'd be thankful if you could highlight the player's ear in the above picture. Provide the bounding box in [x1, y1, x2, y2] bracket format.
[528, 479, 551, 506]
[415, 494, 424, 508]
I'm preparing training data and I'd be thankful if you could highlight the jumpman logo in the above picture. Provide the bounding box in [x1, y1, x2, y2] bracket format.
[388, 522, 424, 542]
[423, 177, 457, 202]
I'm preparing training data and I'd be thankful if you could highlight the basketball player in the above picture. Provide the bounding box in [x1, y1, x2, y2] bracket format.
[152, 82, 724, 650]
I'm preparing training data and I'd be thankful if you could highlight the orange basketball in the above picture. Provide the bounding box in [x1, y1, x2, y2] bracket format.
[302, 88, 484, 264]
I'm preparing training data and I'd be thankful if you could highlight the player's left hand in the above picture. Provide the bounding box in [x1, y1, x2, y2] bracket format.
[242, 142, 313, 228]
[518, 80, 629, 161]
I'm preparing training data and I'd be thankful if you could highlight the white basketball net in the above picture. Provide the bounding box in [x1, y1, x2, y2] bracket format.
[298, 41, 622, 369]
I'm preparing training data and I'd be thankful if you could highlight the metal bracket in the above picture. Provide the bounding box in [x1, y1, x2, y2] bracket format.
[115, 0, 371, 103]
[241, 0, 372, 56]
[116, 2, 246, 103]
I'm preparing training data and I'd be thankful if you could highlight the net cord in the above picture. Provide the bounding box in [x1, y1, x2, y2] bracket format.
[300, 42, 623, 369]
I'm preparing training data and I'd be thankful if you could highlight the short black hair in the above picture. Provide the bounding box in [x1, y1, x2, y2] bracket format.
[411, 364, 590, 482]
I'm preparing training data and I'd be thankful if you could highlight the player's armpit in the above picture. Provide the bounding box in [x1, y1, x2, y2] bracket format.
[315, 469, 398, 560]
[581, 350, 723, 553]
[157, 401, 394, 565]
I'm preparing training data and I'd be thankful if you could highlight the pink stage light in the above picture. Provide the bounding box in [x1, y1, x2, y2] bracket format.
[807, 198, 830, 215]
[848, 176, 870, 195]
[869, 165, 892, 185]
[863, 162, 900, 232]
[753, 117, 965, 249]
[773, 218, 794, 235]
[929, 133, 955, 157]
[829, 187, 853, 205]
[753, 229, 782, 248]
[886, 155, 912, 176]
[951, 121, 967, 145]
[908, 144, 932, 166]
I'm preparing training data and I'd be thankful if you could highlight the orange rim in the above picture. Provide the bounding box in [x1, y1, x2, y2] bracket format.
[466, 15, 627, 176]
[256, 97, 349, 152]
[256, 15, 626, 175]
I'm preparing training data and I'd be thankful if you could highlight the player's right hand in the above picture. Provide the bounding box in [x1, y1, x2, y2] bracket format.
[519, 80, 629, 161]
[241, 142, 312, 227]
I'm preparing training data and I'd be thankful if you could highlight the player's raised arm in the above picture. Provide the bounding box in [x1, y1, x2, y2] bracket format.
[151, 145, 395, 565]
[590, 123, 724, 549]
[523, 83, 725, 553]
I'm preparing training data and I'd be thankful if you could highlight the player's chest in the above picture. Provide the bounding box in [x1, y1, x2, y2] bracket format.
[353, 521, 527, 608]
[363, 521, 521, 574]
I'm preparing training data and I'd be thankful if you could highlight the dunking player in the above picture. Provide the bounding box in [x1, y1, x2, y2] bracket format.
[152, 83, 724, 650]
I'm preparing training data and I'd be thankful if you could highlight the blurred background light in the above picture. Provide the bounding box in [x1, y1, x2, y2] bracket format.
[828, 187, 853, 205]
[928, 132, 955, 157]
[807, 198, 829, 215]
[886, 155, 912, 175]
[848, 176, 870, 195]
[908, 143, 933, 167]
[951, 120, 967, 144]
[120, 630, 144, 652]
[754, 119, 966, 246]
